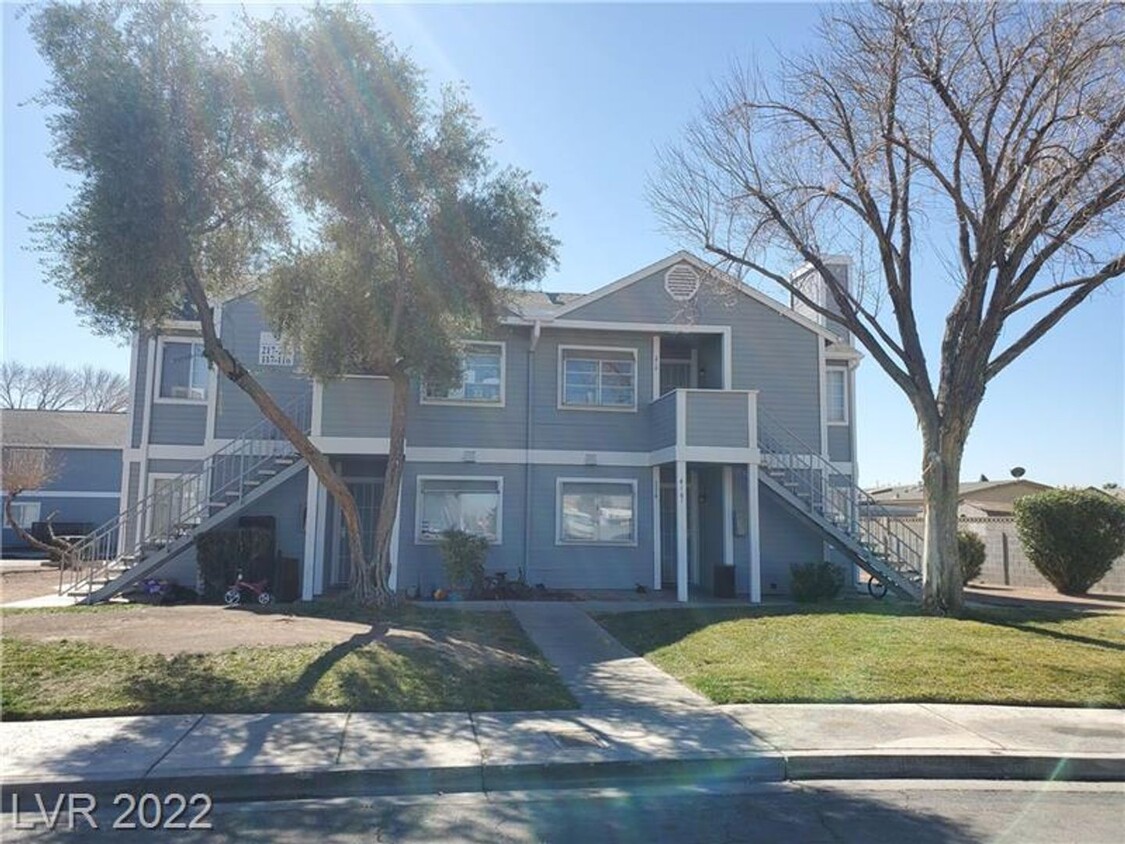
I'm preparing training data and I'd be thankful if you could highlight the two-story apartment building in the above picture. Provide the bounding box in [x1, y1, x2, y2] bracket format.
[70, 252, 919, 605]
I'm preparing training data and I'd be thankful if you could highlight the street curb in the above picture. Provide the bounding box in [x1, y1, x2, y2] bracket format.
[3, 753, 1122, 807]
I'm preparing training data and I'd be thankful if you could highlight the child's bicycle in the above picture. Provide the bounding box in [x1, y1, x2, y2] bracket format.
[224, 569, 273, 606]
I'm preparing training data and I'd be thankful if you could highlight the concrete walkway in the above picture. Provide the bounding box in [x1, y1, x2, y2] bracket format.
[508, 602, 707, 709]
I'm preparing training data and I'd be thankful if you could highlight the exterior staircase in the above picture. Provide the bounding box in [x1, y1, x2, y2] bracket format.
[59, 398, 311, 604]
[756, 409, 924, 599]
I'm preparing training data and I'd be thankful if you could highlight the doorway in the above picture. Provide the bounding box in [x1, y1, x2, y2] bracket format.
[329, 478, 383, 588]
[660, 469, 701, 590]
[660, 353, 697, 395]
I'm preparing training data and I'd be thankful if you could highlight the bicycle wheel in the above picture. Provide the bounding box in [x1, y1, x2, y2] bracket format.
[867, 577, 888, 600]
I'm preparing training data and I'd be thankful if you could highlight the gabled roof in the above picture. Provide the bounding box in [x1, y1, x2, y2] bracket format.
[505, 251, 843, 340]
[1, 409, 127, 449]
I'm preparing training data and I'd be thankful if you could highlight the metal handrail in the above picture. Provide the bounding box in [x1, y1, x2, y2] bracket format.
[756, 408, 923, 582]
[60, 393, 312, 599]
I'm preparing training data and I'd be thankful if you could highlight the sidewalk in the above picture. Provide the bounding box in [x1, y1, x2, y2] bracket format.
[2, 703, 1122, 805]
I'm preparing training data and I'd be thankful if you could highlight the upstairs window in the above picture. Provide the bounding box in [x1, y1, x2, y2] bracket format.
[422, 342, 505, 405]
[827, 368, 848, 424]
[158, 340, 208, 401]
[560, 347, 637, 410]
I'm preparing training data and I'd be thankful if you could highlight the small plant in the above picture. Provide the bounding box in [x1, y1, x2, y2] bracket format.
[957, 530, 986, 585]
[1014, 489, 1125, 595]
[438, 529, 489, 595]
[790, 561, 844, 603]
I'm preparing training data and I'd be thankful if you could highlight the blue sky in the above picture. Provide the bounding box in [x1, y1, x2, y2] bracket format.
[3, 2, 1122, 487]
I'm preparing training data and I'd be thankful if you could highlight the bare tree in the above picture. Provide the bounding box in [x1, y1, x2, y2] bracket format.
[2, 447, 73, 559]
[76, 366, 129, 412]
[650, 1, 1124, 614]
[0, 361, 127, 411]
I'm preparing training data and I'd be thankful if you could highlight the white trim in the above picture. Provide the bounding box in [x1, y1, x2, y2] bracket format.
[722, 466, 734, 569]
[153, 337, 209, 405]
[414, 474, 504, 544]
[420, 340, 507, 408]
[310, 436, 391, 455]
[675, 460, 688, 602]
[555, 476, 639, 547]
[161, 319, 203, 332]
[818, 339, 829, 455]
[557, 344, 639, 412]
[5, 443, 127, 452]
[825, 365, 849, 425]
[722, 329, 733, 390]
[388, 484, 402, 591]
[405, 447, 653, 467]
[526, 319, 732, 335]
[651, 465, 661, 590]
[6, 490, 119, 499]
[311, 380, 324, 437]
[545, 252, 839, 340]
[144, 445, 208, 461]
[301, 471, 321, 601]
[748, 463, 761, 604]
[313, 480, 328, 596]
[651, 336, 661, 403]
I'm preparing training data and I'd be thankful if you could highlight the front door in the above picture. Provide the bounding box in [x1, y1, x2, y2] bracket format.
[660, 472, 699, 589]
[330, 479, 383, 587]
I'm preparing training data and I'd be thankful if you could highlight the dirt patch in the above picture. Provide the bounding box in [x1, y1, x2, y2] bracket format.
[2, 605, 385, 655]
[1, 568, 61, 604]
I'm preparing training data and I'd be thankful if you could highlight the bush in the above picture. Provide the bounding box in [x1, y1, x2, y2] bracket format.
[196, 527, 274, 601]
[438, 529, 489, 595]
[790, 561, 844, 603]
[957, 530, 986, 585]
[1014, 489, 1125, 595]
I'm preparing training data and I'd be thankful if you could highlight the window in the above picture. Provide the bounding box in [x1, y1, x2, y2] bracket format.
[423, 342, 504, 405]
[560, 347, 636, 410]
[557, 479, 637, 545]
[827, 368, 848, 424]
[148, 476, 201, 538]
[259, 332, 295, 367]
[158, 340, 208, 401]
[7, 501, 40, 529]
[416, 477, 502, 542]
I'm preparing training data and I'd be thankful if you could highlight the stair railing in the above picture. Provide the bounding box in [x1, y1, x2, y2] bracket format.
[756, 408, 924, 584]
[60, 393, 312, 599]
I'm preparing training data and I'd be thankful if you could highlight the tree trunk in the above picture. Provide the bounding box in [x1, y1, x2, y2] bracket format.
[4, 494, 71, 562]
[370, 369, 408, 607]
[919, 426, 967, 615]
[181, 265, 376, 603]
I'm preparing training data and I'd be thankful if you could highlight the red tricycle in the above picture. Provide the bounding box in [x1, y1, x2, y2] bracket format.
[224, 569, 272, 606]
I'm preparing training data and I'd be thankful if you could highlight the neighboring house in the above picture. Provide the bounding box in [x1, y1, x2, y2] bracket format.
[867, 479, 1054, 518]
[72, 251, 934, 604]
[1, 409, 125, 554]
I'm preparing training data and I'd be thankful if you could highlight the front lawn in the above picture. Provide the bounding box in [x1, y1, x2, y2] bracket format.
[595, 603, 1125, 707]
[1, 606, 575, 719]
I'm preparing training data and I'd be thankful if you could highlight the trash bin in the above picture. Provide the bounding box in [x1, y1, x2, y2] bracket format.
[713, 565, 736, 598]
[273, 556, 300, 603]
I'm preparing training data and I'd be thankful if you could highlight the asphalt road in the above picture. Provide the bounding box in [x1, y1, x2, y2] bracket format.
[5, 780, 1123, 842]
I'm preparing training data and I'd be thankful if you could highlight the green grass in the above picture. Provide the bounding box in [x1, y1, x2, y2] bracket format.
[1, 606, 575, 719]
[595, 602, 1125, 707]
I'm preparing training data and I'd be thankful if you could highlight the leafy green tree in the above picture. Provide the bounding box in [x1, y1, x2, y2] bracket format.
[1015, 489, 1125, 594]
[252, 7, 557, 603]
[27, 1, 376, 600]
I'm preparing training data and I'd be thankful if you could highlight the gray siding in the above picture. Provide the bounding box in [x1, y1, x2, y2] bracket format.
[43, 448, 122, 492]
[147, 458, 201, 475]
[757, 483, 825, 595]
[408, 327, 531, 449]
[214, 295, 312, 439]
[685, 391, 750, 448]
[321, 378, 393, 438]
[149, 403, 207, 445]
[650, 393, 677, 450]
[131, 338, 149, 448]
[563, 268, 823, 446]
[827, 426, 852, 462]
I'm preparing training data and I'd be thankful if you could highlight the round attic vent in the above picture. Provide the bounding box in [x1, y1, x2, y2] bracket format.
[664, 263, 700, 302]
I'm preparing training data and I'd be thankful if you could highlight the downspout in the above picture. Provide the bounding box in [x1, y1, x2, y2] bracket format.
[522, 320, 541, 583]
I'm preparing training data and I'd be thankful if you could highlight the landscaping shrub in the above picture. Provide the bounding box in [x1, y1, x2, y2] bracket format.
[1014, 489, 1125, 594]
[957, 530, 986, 585]
[196, 527, 274, 601]
[790, 561, 844, 602]
[438, 529, 489, 595]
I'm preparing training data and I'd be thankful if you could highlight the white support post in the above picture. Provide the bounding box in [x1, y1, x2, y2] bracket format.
[722, 466, 734, 569]
[312, 481, 328, 596]
[651, 335, 662, 402]
[301, 471, 321, 601]
[676, 459, 689, 603]
[388, 484, 402, 592]
[748, 463, 761, 603]
[652, 465, 662, 590]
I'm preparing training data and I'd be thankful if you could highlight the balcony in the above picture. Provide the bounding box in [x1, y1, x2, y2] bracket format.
[649, 389, 759, 462]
